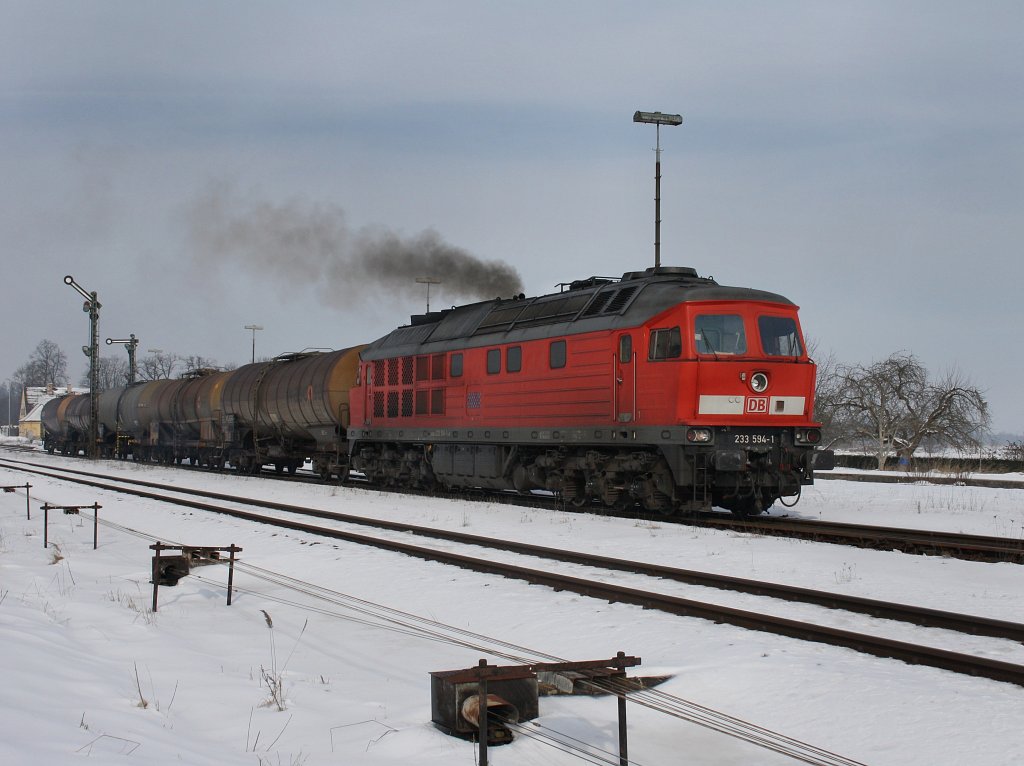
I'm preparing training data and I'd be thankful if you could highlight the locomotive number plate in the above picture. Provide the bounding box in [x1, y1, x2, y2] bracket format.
[730, 431, 777, 446]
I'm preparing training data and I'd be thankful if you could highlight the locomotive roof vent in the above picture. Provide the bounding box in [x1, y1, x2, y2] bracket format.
[563, 276, 616, 292]
[408, 308, 454, 327]
[621, 265, 701, 281]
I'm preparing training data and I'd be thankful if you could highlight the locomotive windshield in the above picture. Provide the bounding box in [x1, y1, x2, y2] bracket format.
[694, 314, 747, 355]
[758, 315, 803, 356]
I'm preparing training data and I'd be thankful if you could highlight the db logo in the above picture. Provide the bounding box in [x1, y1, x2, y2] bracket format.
[746, 397, 769, 413]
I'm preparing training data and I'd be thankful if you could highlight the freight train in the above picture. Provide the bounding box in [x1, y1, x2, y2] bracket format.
[42, 266, 834, 515]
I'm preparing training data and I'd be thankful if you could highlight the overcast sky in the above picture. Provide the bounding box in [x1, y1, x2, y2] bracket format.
[2, 1, 1022, 433]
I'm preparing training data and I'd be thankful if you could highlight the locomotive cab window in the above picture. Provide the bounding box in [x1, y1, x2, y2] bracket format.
[694, 314, 746, 356]
[619, 334, 632, 364]
[758, 315, 803, 357]
[450, 352, 463, 378]
[649, 327, 682, 360]
[486, 348, 501, 375]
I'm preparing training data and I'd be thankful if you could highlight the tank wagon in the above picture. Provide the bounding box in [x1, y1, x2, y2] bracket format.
[43, 266, 833, 515]
[349, 266, 833, 514]
[45, 348, 365, 478]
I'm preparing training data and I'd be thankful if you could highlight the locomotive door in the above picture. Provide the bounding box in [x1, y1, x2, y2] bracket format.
[614, 333, 636, 422]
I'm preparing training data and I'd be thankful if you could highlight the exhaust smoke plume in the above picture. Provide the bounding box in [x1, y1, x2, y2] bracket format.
[186, 186, 524, 308]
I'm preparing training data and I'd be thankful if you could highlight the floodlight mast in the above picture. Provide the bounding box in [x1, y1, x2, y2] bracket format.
[64, 275, 101, 458]
[106, 334, 139, 384]
[414, 276, 441, 313]
[244, 324, 263, 364]
[633, 110, 683, 269]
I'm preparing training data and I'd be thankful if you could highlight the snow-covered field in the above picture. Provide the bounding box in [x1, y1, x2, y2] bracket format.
[1, 450, 1022, 765]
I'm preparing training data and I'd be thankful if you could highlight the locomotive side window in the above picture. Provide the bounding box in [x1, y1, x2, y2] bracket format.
[649, 327, 682, 360]
[507, 346, 522, 373]
[415, 355, 430, 382]
[450, 353, 463, 378]
[549, 339, 566, 369]
[487, 348, 501, 374]
[758, 315, 803, 357]
[619, 334, 632, 364]
[694, 315, 746, 355]
[431, 354, 446, 380]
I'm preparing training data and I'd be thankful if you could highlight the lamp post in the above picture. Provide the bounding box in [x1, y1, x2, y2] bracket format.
[64, 275, 101, 458]
[106, 333, 139, 384]
[414, 276, 441, 313]
[633, 110, 683, 269]
[6, 380, 13, 435]
[244, 324, 263, 364]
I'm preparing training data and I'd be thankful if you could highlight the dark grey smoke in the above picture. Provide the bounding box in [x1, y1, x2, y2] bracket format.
[185, 185, 524, 306]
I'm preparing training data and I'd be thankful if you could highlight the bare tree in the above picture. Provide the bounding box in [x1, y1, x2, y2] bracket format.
[826, 352, 989, 468]
[12, 339, 69, 388]
[180, 355, 220, 375]
[139, 351, 179, 380]
[898, 367, 990, 459]
[79, 356, 130, 390]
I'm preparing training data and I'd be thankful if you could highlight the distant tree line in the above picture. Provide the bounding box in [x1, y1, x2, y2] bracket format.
[3, 339, 232, 426]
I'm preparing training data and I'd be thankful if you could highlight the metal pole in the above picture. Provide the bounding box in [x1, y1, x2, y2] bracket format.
[414, 277, 441, 313]
[87, 292, 100, 457]
[654, 122, 661, 269]
[92, 502, 99, 550]
[244, 325, 263, 364]
[618, 694, 628, 765]
[107, 335, 140, 385]
[633, 111, 682, 270]
[227, 544, 238, 606]
[43, 503, 49, 549]
[127, 335, 138, 384]
[152, 543, 162, 612]
[615, 649, 629, 764]
[477, 659, 489, 766]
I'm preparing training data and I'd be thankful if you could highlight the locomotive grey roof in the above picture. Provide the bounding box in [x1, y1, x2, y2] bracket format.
[361, 266, 795, 360]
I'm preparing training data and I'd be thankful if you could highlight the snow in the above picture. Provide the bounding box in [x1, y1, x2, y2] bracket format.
[1, 450, 1023, 765]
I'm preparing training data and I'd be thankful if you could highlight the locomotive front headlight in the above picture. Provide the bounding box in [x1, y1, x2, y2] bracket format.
[750, 372, 769, 393]
[686, 428, 712, 443]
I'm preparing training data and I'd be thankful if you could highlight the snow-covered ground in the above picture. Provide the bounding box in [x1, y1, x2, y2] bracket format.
[1, 449, 1022, 765]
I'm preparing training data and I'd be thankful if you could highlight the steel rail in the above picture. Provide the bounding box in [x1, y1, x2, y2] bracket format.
[693, 515, 1024, 562]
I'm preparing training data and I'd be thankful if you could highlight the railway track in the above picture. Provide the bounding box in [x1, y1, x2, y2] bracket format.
[690, 514, 1024, 563]
[819, 470, 1024, 491]
[7, 450, 1023, 565]
[3, 455, 1024, 688]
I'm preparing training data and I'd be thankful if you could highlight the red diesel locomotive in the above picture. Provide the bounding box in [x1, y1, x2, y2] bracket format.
[349, 265, 833, 514]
